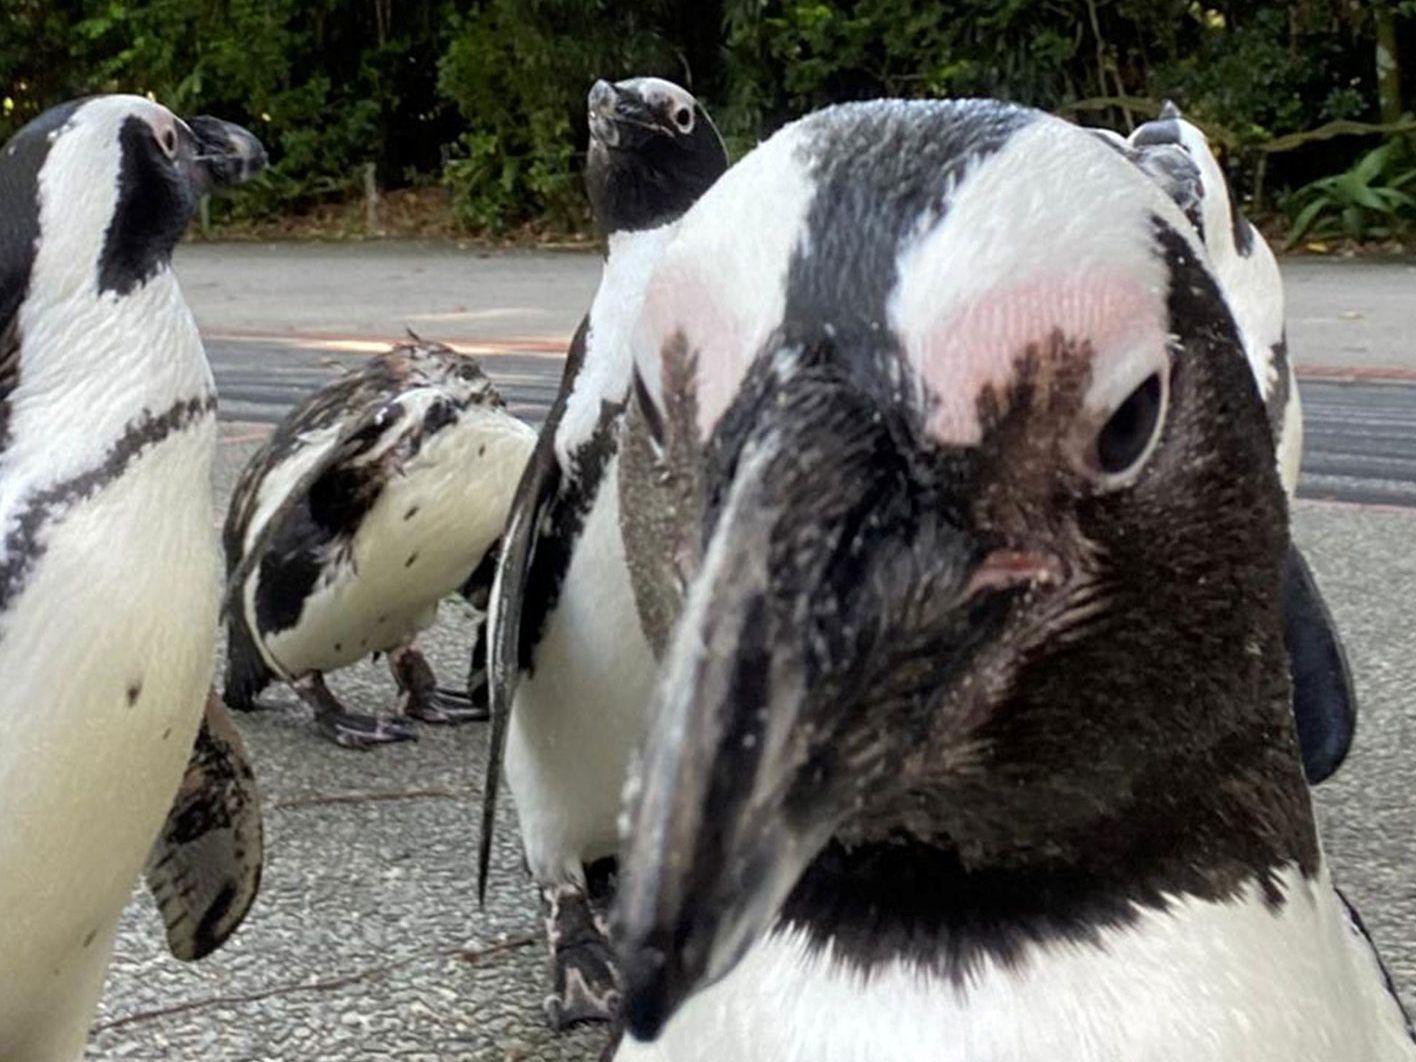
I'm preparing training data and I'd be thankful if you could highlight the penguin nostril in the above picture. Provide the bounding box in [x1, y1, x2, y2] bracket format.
[160, 128, 177, 158]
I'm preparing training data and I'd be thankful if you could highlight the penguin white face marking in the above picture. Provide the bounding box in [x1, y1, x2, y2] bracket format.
[887, 119, 1183, 450]
[631, 120, 818, 437]
[31, 96, 174, 301]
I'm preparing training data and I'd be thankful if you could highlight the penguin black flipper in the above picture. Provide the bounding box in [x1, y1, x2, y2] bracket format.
[223, 610, 274, 711]
[222, 426, 280, 710]
[146, 691, 263, 961]
[478, 315, 588, 902]
[1284, 544, 1357, 783]
[222, 398, 405, 618]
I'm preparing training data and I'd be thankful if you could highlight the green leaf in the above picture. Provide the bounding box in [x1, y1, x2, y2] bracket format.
[1352, 143, 1392, 185]
[1286, 197, 1330, 245]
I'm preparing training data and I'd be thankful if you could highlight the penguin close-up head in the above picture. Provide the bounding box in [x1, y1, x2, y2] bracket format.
[584, 76, 729, 234]
[0, 94, 267, 304]
[613, 100, 1315, 1039]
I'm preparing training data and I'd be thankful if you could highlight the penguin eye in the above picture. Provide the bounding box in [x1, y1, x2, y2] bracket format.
[1093, 371, 1165, 484]
[159, 128, 177, 158]
[673, 107, 694, 133]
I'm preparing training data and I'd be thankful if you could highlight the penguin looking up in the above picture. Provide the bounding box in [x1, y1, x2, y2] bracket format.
[0, 95, 267, 1059]
[223, 338, 534, 748]
[479, 76, 728, 1027]
[611, 100, 1414, 1061]
[1099, 104, 1355, 785]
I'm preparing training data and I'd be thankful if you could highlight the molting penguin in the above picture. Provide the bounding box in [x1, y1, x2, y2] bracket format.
[479, 76, 728, 1026]
[612, 100, 1415, 1061]
[0, 95, 267, 1059]
[223, 338, 534, 747]
[1102, 104, 1356, 784]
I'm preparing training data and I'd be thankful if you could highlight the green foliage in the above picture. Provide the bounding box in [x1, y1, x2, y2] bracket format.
[1147, 5, 1374, 146]
[1284, 140, 1416, 245]
[1, 0, 458, 221]
[437, 0, 674, 231]
[720, 0, 1097, 137]
[718, 0, 1378, 148]
[0, 0, 1408, 236]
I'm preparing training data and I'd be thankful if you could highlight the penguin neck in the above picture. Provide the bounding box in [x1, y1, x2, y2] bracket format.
[554, 223, 676, 471]
[781, 689, 1322, 982]
[6, 265, 213, 489]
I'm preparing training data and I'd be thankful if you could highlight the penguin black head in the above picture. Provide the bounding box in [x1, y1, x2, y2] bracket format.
[584, 77, 728, 235]
[613, 101, 1316, 1039]
[0, 95, 267, 305]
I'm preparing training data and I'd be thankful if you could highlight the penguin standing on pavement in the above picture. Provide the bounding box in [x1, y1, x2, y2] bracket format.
[1111, 104, 1356, 784]
[0, 95, 267, 1059]
[223, 338, 535, 748]
[478, 76, 728, 1026]
[611, 99, 1414, 1062]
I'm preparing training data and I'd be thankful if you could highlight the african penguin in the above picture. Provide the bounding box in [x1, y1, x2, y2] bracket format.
[0, 95, 267, 1059]
[1101, 104, 1356, 784]
[478, 76, 728, 1026]
[611, 99, 1414, 1061]
[223, 338, 534, 748]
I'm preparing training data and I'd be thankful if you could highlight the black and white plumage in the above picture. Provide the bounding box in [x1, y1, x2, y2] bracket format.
[1103, 104, 1356, 784]
[223, 338, 533, 748]
[478, 76, 728, 1026]
[611, 100, 1414, 1061]
[0, 95, 267, 1058]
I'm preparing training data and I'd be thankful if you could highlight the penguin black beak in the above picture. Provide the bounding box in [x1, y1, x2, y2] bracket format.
[183, 116, 268, 194]
[588, 79, 667, 148]
[612, 387, 1050, 1041]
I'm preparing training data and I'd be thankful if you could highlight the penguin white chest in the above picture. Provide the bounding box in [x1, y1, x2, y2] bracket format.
[0, 418, 219, 1051]
[619, 866, 1415, 1062]
[261, 412, 533, 675]
[506, 452, 659, 882]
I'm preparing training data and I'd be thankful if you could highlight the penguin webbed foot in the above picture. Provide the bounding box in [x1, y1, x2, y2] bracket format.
[317, 708, 418, 749]
[389, 644, 488, 724]
[295, 673, 417, 750]
[405, 685, 489, 724]
[544, 880, 621, 1029]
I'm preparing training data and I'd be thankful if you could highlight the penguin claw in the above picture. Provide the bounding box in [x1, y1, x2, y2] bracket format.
[318, 711, 418, 749]
[402, 686, 488, 725]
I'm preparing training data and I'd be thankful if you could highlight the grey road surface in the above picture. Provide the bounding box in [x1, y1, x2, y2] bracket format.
[88, 247, 1416, 1059]
[178, 242, 597, 343]
[176, 243, 1413, 371]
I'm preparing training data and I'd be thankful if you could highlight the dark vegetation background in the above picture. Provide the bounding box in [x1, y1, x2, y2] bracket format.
[3, 1, 1414, 243]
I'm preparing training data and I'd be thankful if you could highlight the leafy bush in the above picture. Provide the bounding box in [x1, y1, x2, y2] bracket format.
[437, 0, 675, 231]
[1, 0, 458, 221]
[1285, 140, 1416, 245]
[0, 0, 1408, 236]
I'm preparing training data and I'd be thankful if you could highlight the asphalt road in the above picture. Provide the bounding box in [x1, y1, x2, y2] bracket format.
[209, 340, 1416, 508]
[88, 246, 1416, 1060]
